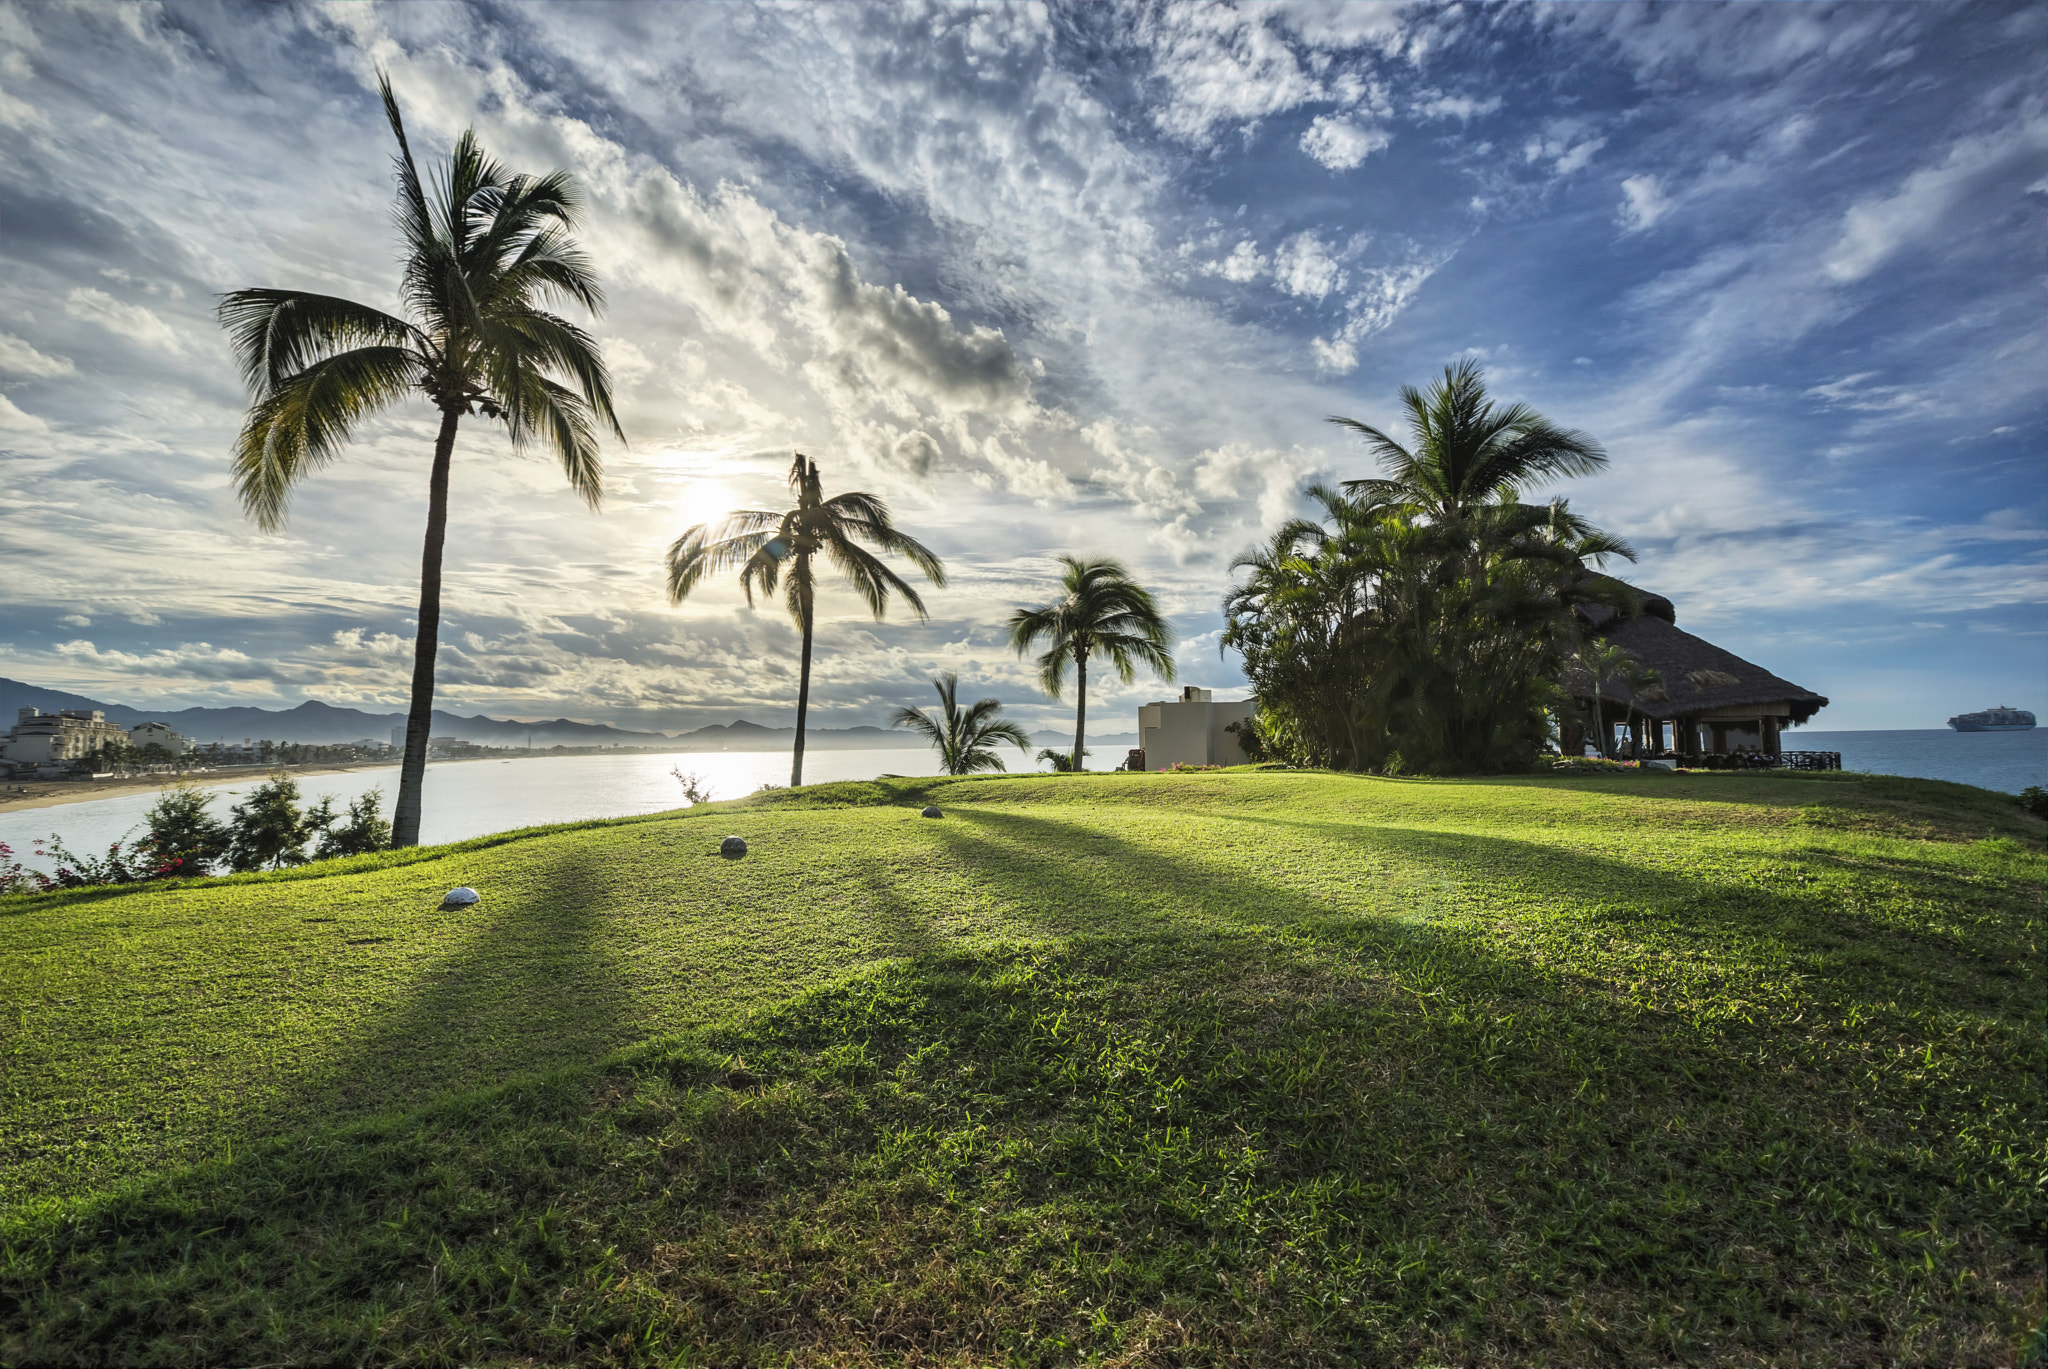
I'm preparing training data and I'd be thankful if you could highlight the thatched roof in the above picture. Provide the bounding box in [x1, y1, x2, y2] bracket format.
[1561, 585, 1829, 724]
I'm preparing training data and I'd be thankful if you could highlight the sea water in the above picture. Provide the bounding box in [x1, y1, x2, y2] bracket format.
[1786, 728, 2043, 795]
[0, 747, 949, 875]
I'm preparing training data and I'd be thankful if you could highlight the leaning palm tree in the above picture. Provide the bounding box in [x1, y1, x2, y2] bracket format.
[1330, 358, 1606, 527]
[891, 673, 1031, 776]
[217, 76, 621, 847]
[667, 453, 945, 786]
[1009, 556, 1175, 773]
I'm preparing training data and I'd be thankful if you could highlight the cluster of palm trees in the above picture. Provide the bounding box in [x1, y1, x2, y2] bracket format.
[218, 80, 1175, 842]
[1223, 360, 1636, 774]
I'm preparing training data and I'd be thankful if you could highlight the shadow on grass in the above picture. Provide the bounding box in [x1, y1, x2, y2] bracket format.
[941, 804, 2025, 1016]
[243, 841, 647, 1147]
[2, 930, 2031, 1368]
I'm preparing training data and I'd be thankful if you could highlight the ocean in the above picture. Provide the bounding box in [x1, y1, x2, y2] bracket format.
[1789, 728, 2044, 796]
[3, 730, 2039, 877]
[0, 747, 946, 876]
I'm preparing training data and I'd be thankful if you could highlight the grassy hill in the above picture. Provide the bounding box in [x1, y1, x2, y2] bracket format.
[1, 769, 2040, 1365]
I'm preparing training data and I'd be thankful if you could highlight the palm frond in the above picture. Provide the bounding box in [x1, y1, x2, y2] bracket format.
[231, 346, 422, 531]
[665, 523, 776, 604]
[216, 290, 420, 396]
[824, 537, 929, 621]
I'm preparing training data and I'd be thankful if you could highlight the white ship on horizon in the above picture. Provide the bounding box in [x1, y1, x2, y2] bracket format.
[1947, 706, 2036, 732]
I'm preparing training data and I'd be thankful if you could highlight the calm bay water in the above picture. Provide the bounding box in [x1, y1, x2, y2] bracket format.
[1787, 729, 2043, 795]
[5, 730, 2039, 876]
[0, 747, 948, 875]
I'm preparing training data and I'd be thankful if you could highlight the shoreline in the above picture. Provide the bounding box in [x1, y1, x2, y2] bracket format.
[0, 761, 413, 816]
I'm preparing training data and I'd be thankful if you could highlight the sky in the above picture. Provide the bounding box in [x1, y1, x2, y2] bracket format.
[0, 0, 2041, 736]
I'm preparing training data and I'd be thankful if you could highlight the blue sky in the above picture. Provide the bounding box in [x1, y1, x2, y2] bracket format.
[0, 0, 2040, 733]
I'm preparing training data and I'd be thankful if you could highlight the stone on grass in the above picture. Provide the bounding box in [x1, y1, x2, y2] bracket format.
[720, 835, 748, 857]
[441, 887, 481, 909]
[921, 805, 942, 818]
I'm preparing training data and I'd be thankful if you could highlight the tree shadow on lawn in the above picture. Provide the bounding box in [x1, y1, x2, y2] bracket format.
[4, 870, 2032, 1365]
[250, 824, 963, 1155]
[1499, 770, 2040, 838]
[941, 805, 2027, 1020]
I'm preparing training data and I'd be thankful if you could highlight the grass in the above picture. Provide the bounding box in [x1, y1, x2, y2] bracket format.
[0, 768, 2040, 1365]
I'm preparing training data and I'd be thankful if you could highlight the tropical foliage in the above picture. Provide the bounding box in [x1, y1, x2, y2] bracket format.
[1009, 557, 1176, 773]
[1223, 364, 1634, 774]
[216, 75, 621, 847]
[891, 674, 1031, 776]
[666, 453, 946, 786]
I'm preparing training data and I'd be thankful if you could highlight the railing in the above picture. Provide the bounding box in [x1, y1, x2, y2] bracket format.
[1683, 750, 1840, 772]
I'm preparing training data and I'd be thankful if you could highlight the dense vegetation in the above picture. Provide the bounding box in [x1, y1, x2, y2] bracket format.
[1225, 361, 1636, 774]
[3, 769, 2038, 1365]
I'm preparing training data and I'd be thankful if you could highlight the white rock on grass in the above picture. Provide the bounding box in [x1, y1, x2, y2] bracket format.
[441, 887, 481, 908]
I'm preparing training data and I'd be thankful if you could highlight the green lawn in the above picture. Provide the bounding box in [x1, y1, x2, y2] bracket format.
[1, 769, 2040, 1365]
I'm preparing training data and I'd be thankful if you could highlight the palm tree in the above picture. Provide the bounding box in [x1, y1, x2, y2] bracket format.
[667, 453, 945, 787]
[216, 76, 621, 847]
[891, 673, 1031, 776]
[1330, 358, 1606, 527]
[1571, 637, 1637, 759]
[1008, 556, 1175, 773]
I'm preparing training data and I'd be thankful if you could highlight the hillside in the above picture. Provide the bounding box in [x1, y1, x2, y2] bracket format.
[1, 769, 2038, 1364]
[0, 677, 1137, 752]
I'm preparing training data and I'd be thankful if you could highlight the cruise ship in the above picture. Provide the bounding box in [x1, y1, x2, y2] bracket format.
[1947, 706, 2036, 732]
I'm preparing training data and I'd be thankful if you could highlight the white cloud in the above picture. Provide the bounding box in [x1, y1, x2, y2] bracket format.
[1210, 239, 1267, 282]
[1272, 232, 1346, 301]
[0, 332, 75, 377]
[1617, 174, 1671, 231]
[63, 288, 182, 351]
[1823, 117, 2048, 283]
[0, 394, 47, 430]
[1299, 114, 1391, 171]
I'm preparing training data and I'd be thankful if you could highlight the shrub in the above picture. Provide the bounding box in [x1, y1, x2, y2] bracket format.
[140, 782, 230, 877]
[2018, 786, 2047, 819]
[226, 773, 317, 872]
[312, 789, 392, 858]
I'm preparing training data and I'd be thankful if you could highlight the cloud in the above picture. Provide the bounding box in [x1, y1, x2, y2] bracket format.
[1822, 118, 2048, 283]
[887, 428, 941, 478]
[1617, 174, 1671, 231]
[62, 287, 182, 351]
[1272, 232, 1346, 301]
[0, 393, 47, 430]
[0, 332, 74, 377]
[1299, 115, 1391, 171]
[1208, 239, 1268, 282]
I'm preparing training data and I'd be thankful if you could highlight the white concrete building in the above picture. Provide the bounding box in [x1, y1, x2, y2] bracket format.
[1136, 688, 1256, 769]
[127, 720, 194, 755]
[1, 708, 129, 765]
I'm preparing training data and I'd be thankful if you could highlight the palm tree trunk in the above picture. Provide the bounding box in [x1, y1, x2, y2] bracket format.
[391, 406, 461, 848]
[790, 580, 814, 788]
[1070, 645, 1088, 773]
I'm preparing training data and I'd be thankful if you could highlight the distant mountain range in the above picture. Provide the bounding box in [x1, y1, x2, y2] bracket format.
[0, 678, 1138, 752]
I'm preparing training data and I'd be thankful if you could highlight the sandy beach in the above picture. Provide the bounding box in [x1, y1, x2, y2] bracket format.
[0, 762, 401, 816]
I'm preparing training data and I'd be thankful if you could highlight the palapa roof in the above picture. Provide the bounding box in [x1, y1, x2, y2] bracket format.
[1561, 583, 1829, 724]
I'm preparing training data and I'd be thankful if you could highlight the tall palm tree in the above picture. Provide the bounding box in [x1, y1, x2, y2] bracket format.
[1009, 556, 1175, 773]
[217, 76, 622, 847]
[1330, 358, 1606, 527]
[667, 453, 945, 786]
[891, 673, 1031, 776]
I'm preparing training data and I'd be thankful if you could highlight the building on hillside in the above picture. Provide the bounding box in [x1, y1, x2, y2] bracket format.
[1134, 687, 1256, 770]
[127, 720, 194, 755]
[1559, 587, 1831, 765]
[0, 707, 130, 766]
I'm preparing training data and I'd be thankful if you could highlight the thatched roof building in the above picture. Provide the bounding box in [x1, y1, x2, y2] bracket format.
[1560, 583, 1828, 759]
